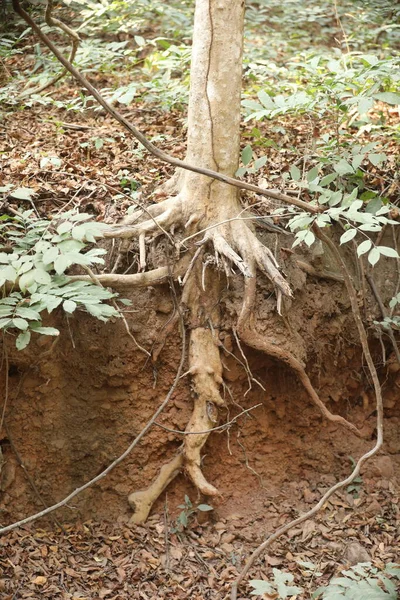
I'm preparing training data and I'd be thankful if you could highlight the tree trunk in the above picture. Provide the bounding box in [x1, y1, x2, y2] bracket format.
[128, 0, 290, 523]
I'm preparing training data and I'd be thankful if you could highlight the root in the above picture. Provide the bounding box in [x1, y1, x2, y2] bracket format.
[128, 451, 184, 525]
[184, 327, 224, 496]
[237, 277, 363, 437]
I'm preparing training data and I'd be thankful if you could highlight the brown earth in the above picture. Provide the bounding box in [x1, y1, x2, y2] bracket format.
[0, 233, 399, 529]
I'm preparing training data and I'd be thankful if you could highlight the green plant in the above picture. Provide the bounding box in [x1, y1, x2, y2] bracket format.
[250, 563, 400, 599]
[313, 562, 400, 599]
[250, 569, 303, 598]
[170, 495, 213, 533]
[0, 187, 126, 349]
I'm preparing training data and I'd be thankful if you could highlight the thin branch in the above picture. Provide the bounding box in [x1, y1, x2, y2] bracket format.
[19, 0, 80, 99]
[154, 404, 262, 435]
[365, 272, 400, 365]
[12, 0, 321, 215]
[231, 227, 385, 599]
[0, 309, 187, 535]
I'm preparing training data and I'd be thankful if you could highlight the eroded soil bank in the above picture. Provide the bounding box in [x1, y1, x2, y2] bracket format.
[0, 243, 399, 528]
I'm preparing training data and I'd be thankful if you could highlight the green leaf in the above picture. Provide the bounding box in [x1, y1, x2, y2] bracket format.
[33, 268, 51, 285]
[57, 221, 73, 235]
[320, 173, 337, 187]
[0, 317, 12, 329]
[12, 317, 29, 330]
[16, 330, 31, 350]
[376, 246, 399, 258]
[290, 165, 301, 181]
[254, 156, 268, 170]
[307, 166, 319, 182]
[63, 299, 77, 313]
[249, 579, 274, 595]
[357, 240, 372, 256]
[42, 246, 59, 265]
[257, 90, 275, 109]
[340, 229, 357, 245]
[304, 231, 315, 247]
[10, 187, 35, 200]
[374, 92, 400, 105]
[334, 159, 354, 176]
[30, 325, 60, 336]
[19, 270, 35, 293]
[241, 145, 253, 166]
[15, 307, 41, 320]
[369, 153, 387, 166]
[54, 254, 72, 275]
[358, 96, 374, 115]
[368, 247, 381, 266]
[197, 504, 213, 512]
[2, 265, 18, 283]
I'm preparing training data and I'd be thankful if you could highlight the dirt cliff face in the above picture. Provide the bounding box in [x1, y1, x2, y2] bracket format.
[0, 249, 399, 527]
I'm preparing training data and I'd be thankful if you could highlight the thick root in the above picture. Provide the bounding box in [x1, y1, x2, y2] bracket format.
[184, 327, 224, 496]
[238, 278, 363, 438]
[128, 452, 184, 524]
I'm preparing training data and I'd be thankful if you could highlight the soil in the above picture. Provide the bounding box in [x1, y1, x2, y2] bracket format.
[1, 244, 399, 528]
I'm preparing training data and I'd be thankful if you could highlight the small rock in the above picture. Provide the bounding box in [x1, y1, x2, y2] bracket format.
[221, 533, 235, 544]
[220, 542, 234, 553]
[365, 456, 394, 479]
[344, 542, 371, 566]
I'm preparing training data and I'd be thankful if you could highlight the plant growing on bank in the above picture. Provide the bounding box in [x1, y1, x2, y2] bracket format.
[0, 186, 124, 349]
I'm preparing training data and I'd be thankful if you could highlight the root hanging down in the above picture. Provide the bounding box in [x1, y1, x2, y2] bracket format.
[128, 327, 224, 524]
[237, 277, 363, 438]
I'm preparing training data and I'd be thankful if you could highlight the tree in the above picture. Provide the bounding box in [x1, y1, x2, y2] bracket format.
[7, 1, 393, 594]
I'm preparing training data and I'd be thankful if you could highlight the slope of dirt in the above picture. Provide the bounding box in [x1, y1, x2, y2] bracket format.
[0, 67, 399, 600]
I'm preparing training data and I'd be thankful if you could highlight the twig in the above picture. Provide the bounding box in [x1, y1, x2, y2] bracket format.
[19, 0, 80, 99]
[365, 272, 400, 365]
[154, 404, 262, 435]
[12, 0, 321, 215]
[231, 228, 385, 599]
[0, 307, 187, 535]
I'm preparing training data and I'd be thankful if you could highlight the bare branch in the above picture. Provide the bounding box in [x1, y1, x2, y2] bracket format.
[12, 0, 321, 215]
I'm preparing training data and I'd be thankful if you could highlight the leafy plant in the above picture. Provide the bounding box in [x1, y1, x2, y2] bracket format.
[0, 189, 125, 349]
[250, 569, 303, 598]
[313, 562, 400, 599]
[170, 495, 213, 533]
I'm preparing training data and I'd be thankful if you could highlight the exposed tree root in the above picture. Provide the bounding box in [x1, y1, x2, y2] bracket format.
[237, 277, 363, 438]
[128, 451, 184, 525]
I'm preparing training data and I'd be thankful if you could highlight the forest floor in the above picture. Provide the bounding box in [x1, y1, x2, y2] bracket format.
[1, 13, 400, 599]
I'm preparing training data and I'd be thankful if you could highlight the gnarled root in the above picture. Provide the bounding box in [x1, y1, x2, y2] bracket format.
[238, 277, 363, 438]
[128, 451, 184, 524]
[128, 327, 224, 524]
[184, 327, 224, 496]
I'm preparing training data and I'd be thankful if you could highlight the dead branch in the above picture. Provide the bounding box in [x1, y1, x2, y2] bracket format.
[0, 308, 186, 536]
[12, 0, 321, 215]
[19, 0, 80, 99]
[231, 227, 385, 600]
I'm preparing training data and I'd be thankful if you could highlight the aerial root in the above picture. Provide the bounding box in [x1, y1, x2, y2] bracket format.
[238, 277, 363, 438]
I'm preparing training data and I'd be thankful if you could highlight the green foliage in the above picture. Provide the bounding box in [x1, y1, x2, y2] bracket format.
[313, 563, 400, 599]
[170, 495, 213, 534]
[250, 569, 302, 598]
[250, 563, 400, 599]
[0, 190, 122, 350]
